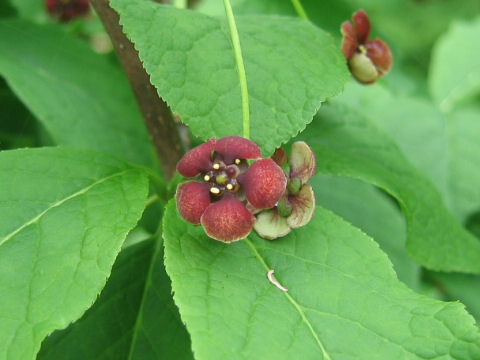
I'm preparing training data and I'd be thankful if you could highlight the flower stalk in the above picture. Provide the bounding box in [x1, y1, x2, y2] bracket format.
[223, 0, 251, 139]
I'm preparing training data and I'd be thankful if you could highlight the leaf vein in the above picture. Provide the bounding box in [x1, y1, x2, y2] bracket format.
[0, 170, 130, 247]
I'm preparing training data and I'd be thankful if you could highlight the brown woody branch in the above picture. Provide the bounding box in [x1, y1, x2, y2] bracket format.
[90, 0, 183, 180]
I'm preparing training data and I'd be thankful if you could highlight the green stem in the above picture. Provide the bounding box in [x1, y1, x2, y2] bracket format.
[223, 0, 250, 139]
[145, 194, 160, 208]
[172, 0, 187, 9]
[290, 0, 309, 20]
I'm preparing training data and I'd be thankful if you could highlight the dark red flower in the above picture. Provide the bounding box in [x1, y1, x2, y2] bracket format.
[176, 136, 286, 243]
[340, 9, 393, 84]
[45, 0, 89, 22]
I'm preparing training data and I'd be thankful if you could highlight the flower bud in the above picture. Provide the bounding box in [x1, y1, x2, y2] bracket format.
[287, 177, 302, 195]
[340, 9, 393, 84]
[44, 0, 89, 22]
[277, 196, 293, 218]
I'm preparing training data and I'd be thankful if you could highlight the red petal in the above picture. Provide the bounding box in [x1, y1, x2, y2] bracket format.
[242, 158, 287, 209]
[340, 21, 357, 60]
[45, 0, 56, 11]
[253, 209, 291, 240]
[366, 39, 393, 76]
[287, 185, 315, 229]
[289, 141, 316, 184]
[200, 196, 255, 243]
[214, 136, 260, 164]
[176, 182, 211, 225]
[271, 148, 287, 166]
[352, 9, 370, 44]
[176, 138, 215, 178]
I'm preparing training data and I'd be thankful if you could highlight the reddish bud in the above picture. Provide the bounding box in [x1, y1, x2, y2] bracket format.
[45, 0, 89, 22]
[177, 138, 215, 178]
[242, 158, 287, 209]
[340, 9, 393, 84]
[200, 196, 255, 243]
[352, 9, 370, 44]
[176, 182, 211, 225]
[214, 136, 260, 164]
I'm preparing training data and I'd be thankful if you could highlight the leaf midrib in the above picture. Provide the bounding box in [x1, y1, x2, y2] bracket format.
[244, 238, 332, 360]
[0, 170, 130, 247]
[126, 237, 162, 360]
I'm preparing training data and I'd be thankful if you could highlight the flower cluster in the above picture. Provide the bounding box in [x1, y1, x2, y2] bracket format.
[176, 137, 316, 243]
[176, 136, 286, 242]
[340, 9, 392, 84]
[44, 0, 90, 22]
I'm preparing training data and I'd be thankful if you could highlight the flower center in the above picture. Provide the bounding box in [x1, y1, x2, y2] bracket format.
[203, 159, 242, 195]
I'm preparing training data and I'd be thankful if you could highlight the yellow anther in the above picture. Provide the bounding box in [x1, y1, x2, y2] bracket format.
[204, 175, 211, 182]
[213, 163, 220, 170]
[226, 184, 234, 190]
[235, 159, 241, 165]
[210, 187, 220, 194]
[358, 44, 367, 55]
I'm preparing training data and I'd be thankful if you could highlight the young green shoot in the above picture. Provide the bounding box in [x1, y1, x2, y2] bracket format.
[291, 0, 309, 20]
[223, 0, 251, 139]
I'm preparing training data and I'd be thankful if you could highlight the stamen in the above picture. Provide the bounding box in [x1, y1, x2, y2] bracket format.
[226, 184, 233, 190]
[204, 175, 211, 182]
[267, 270, 288, 292]
[213, 163, 220, 170]
[358, 44, 367, 54]
[210, 187, 220, 194]
[235, 159, 241, 165]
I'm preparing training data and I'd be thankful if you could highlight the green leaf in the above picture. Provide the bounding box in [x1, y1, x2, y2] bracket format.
[109, 0, 348, 155]
[312, 175, 419, 290]
[198, 0, 480, 64]
[0, 19, 155, 167]
[127, 239, 193, 360]
[38, 238, 193, 360]
[299, 102, 480, 273]
[447, 106, 480, 219]
[0, 147, 148, 359]
[429, 272, 480, 325]
[37, 239, 155, 359]
[163, 201, 480, 359]
[429, 17, 480, 112]
[0, 79, 40, 150]
[0, 0, 16, 18]
[7, 0, 47, 22]
[338, 81, 480, 222]
[197, 0, 294, 18]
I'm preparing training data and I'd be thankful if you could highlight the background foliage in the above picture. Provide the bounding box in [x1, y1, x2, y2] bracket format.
[1, 0, 480, 359]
